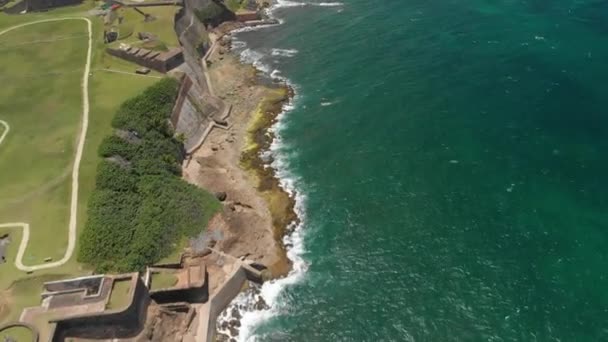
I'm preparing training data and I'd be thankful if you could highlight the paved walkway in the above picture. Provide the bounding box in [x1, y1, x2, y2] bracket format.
[0, 17, 92, 272]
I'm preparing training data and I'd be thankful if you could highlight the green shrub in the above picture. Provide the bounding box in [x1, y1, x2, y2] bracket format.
[195, 1, 235, 27]
[225, 0, 243, 12]
[78, 78, 221, 272]
[95, 160, 137, 192]
[98, 135, 138, 160]
[112, 77, 179, 136]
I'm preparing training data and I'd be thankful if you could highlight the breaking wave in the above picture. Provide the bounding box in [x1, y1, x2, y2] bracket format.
[271, 48, 299, 57]
[217, 0, 345, 339]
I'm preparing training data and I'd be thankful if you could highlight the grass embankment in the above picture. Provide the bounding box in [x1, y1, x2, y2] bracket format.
[225, 0, 246, 12]
[0, 4, 160, 324]
[150, 272, 178, 290]
[106, 279, 131, 310]
[106, 6, 180, 52]
[78, 78, 221, 272]
[0, 325, 34, 341]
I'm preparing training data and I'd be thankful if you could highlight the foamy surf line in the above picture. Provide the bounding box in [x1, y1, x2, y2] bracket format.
[216, 2, 315, 340]
[217, 97, 309, 341]
[272, 0, 344, 9]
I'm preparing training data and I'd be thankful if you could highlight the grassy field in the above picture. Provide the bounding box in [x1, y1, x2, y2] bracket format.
[0, 19, 88, 269]
[150, 272, 178, 290]
[0, 325, 34, 341]
[106, 279, 132, 310]
[108, 6, 180, 50]
[0, 2, 160, 324]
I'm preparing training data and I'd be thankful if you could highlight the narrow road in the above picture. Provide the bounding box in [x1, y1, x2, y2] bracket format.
[0, 17, 92, 272]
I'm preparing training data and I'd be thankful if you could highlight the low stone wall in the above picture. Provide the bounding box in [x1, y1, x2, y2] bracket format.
[51, 276, 150, 341]
[150, 279, 208, 305]
[150, 265, 208, 304]
[106, 47, 183, 73]
[204, 267, 248, 341]
[43, 275, 105, 298]
[236, 10, 259, 22]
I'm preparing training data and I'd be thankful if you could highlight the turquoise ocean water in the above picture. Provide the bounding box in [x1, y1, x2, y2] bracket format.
[228, 0, 608, 340]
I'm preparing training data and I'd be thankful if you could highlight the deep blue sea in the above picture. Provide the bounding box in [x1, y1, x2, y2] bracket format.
[228, 0, 608, 340]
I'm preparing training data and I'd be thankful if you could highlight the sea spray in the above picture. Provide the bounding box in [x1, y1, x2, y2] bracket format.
[215, 82, 309, 341]
[215, 9, 309, 342]
[216, 1, 348, 339]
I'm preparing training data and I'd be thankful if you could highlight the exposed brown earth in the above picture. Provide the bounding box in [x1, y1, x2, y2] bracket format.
[182, 44, 295, 278]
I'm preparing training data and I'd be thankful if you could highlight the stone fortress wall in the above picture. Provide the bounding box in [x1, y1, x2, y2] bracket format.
[50, 274, 150, 341]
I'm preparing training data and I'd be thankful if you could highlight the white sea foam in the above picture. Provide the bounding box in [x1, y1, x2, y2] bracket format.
[239, 48, 272, 74]
[216, 1, 316, 340]
[271, 0, 343, 11]
[317, 2, 344, 6]
[238, 111, 309, 341]
[274, 0, 307, 8]
[270, 69, 286, 81]
[231, 39, 247, 49]
[271, 48, 299, 57]
[216, 92, 308, 342]
[231, 20, 284, 33]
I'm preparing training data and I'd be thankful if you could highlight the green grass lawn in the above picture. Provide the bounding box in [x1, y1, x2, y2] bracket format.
[106, 279, 131, 310]
[0, 19, 88, 266]
[110, 6, 180, 48]
[150, 272, 178, 290]
[0, 4, 160, 324]
[0, 325, 34, 342]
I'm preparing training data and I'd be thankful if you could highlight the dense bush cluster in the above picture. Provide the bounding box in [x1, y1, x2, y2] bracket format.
[195, 0, 235, 27]
[78, 78, 220, 272]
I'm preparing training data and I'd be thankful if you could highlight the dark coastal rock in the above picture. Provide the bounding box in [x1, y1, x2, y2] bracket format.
[215, 192, 227, 201]
[254, 296, 270, 311]
[228, 324, 239, 337]
[216, 334, 229, 342]
[249, 262, 268, 271]
[230, 307, 242, 320]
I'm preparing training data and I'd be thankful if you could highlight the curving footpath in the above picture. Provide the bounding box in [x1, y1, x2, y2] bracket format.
[0, 17, 91, 272]
[0, 120, 8, 145]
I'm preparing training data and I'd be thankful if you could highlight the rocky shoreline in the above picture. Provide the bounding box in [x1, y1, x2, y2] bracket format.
[240, 82, 297, 271]
[183, 25, 296, 279]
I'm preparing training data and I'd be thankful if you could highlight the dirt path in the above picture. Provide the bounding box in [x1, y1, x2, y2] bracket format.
[0, 120, 8, 145]
[0, 17, 92, 272]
